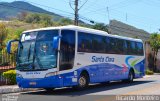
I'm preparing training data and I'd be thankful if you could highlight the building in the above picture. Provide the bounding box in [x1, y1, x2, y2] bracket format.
[108, 20, 160, 71]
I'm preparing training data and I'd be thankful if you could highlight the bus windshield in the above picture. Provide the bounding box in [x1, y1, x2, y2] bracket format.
[17, 30, 59, 71]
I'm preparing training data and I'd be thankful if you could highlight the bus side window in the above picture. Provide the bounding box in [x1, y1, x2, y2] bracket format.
[126, 40, 132, 55]
[137, 42, 144, 56]
[116, 39, 125, 54]
[78, 32, 92, 52]
[108, 37, 116, 54]
[130, 41, 136, 55]
[92, 34, 105, 53]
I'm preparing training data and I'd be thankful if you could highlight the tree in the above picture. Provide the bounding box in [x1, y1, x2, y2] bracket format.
[25, 13, 41, 23]
[92, 23, 108, 33]
[149, 33, 160, 72]
[17, 11, 28, 21]
[0, 23, 8, 51]
[24, 13, 53, 27]
[59, 18, 73, 25]
[40, 14, 53, 27]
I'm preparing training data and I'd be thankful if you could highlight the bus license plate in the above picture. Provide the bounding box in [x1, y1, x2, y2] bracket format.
[29, 82, 37, 85]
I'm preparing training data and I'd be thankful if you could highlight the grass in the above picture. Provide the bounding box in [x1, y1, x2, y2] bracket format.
[145, 69, 154, 75]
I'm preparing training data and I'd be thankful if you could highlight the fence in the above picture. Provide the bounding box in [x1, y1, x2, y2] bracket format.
[0, 50, 16, 85]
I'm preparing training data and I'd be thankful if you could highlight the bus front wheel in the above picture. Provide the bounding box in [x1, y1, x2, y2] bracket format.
[76, 73, 89, 90]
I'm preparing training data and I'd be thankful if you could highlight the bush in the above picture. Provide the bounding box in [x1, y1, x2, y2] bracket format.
[2, 70, 16, 85]
[145, 69, 154, 75]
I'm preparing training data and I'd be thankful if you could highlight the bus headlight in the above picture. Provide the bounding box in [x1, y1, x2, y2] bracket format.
[45, 72, 58, 78]
[16, 73, 23, 78]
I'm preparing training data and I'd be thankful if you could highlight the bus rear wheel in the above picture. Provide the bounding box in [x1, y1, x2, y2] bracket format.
[123, 70, 134, 83]
[127, 70, 134, 82]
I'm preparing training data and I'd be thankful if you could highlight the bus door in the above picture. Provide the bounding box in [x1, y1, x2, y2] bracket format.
[59, 30, 76, 86]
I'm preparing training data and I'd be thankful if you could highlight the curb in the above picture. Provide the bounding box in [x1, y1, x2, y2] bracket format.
[0, 86, 37, 94]
[143, 75, 152, 78]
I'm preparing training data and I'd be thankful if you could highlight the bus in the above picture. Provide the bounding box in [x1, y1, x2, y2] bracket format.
[6, 25, 145, 91]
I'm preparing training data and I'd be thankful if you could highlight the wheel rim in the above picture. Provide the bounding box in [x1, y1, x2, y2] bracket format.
[79, 76, 86, 87]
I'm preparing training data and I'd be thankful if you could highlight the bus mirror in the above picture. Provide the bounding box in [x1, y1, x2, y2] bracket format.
[53, 36, 61, 49]
[6, 40, 19, 54]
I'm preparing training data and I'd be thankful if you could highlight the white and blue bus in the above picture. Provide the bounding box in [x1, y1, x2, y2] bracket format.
[7, 25, 145, 90]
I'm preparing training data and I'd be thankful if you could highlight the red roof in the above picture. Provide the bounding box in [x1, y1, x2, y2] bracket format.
[0, 66, 15, 70]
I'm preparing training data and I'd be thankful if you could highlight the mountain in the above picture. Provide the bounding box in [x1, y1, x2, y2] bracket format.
[0, 1, 62, 20]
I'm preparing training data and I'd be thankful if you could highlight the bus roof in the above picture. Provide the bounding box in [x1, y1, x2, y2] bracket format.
[23, 25, 143, 42]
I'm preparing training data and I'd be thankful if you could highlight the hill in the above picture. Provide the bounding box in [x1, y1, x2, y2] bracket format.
[0, 1, 62, 20]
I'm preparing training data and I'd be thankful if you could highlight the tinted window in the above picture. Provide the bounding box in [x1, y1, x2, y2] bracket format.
[78, 32, 143, 56]
[130, 41, 136, 54]
[78, 32, 92, 52]
[126, 40, 132, 55]
[107, 37, 117, 54]
[116, 39, 125, 54]
[78, 32, 107, 53]
[92, 34, 106, 53]
[59, 30, 75, 71]
[136, 42, 144, 55]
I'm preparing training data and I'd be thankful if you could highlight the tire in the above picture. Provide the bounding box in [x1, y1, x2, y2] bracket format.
[127, 70, 134, 82]
[122, 70, 134, 83]
[76, 73, 89, 90]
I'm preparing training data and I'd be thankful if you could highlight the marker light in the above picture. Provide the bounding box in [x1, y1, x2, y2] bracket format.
[45, 72, 58, 77]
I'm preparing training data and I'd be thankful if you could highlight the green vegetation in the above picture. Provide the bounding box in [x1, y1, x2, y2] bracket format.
[0, 1, 61, 21]
[58, 18, 73, 25]
[23, 13, 53, 27]
[92, 23, 108, 33]
[0, 13, 110, 67]
[145, 69, 154, 75]
[2, 70, 16, 84]
[149, 33, 160, 72]
[0, 23, 8, 51]
[0, 23, 24, 66]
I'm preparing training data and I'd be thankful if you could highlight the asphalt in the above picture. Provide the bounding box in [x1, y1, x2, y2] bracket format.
[0, 74, 160, 101]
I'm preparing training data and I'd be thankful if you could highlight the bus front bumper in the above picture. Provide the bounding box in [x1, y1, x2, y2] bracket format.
[16, 76, 63, 88]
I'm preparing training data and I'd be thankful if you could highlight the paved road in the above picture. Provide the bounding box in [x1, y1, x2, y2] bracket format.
[1, 74, 160, 101]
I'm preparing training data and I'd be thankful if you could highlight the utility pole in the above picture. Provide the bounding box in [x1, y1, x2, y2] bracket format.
[126, 13, 128, 22]
[107, 7, 110, 33]
[107, 7, 110, 22]
[74, 0, 78, 26]
[70, 0, 88, 25]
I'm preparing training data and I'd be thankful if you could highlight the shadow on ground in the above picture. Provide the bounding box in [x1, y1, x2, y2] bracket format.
[22, 80, 154, 96]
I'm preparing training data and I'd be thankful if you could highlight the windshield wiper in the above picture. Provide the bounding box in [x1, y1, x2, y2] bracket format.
[27, 44, 31, 62]
[17, 64, 32, 70]
[33, 45, 43, 69]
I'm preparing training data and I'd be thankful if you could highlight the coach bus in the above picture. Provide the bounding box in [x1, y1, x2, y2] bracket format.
[6, 25, 145, 91]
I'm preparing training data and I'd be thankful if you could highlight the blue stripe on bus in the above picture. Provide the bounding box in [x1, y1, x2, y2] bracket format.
[16, 59, 145, 88]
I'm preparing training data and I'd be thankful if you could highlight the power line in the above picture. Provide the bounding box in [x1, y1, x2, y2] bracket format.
[79, 3, 157, 30]
[0, 0, 155, 32]
[22, 0, 74, 15]
[82, 0, 141, 14]
[78, 0, 88, 10]
[78, 15, 151, 34]
[69, 0, 89, 25]
[0, 0, 92, 25]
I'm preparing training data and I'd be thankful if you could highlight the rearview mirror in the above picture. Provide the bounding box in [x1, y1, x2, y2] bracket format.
[52, 36, 61, 49]
[6, 40, 20, 54]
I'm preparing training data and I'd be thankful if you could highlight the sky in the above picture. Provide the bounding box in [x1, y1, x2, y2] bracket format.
[1, 0, 160, 33]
